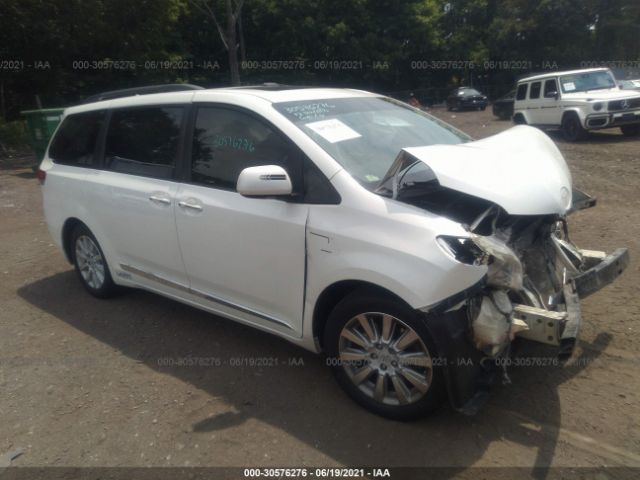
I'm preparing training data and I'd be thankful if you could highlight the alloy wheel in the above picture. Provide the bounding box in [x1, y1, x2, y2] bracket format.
[75, 235, 106, 289]
[338, 312, 433, 406]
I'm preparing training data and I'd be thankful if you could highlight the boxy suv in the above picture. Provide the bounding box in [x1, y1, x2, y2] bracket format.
[39, 84, 629, 419]
[513, 68, 640, 141]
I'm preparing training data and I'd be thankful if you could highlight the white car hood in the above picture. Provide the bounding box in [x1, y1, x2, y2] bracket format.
[403, 126, 573, 215]
[562, 89, 640, 101]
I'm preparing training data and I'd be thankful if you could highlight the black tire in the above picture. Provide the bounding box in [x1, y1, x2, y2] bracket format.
[561, 113, 588, 141]
[324, 290, 445, 420]
[71, 224, 119, 298]
[620, 124, 640, 137]
[513, 113, 527, 125]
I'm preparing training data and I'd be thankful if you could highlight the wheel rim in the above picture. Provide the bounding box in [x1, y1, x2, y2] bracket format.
[75, 235, 106, 289]
[338, 312, 433, 406]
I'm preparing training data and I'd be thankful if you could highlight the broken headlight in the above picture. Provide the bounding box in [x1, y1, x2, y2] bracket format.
[437, 235, 488, 266]
[471, 234, 524, 290]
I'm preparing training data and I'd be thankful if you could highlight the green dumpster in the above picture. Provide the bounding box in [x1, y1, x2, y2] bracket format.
[21, 107, 65, 165]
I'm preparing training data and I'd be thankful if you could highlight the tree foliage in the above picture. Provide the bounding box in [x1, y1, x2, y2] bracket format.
[0, 0, 638, 117]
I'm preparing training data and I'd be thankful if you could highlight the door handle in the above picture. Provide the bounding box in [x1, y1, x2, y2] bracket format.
[149, 194, 171, 205]
[178, 200, 203, 211]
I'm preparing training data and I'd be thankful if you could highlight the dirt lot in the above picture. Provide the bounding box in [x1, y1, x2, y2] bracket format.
[1, 109, 639, 478]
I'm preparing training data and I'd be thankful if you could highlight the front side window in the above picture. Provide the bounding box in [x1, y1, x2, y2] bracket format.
[516, 84, 528, 100]
[530, 82, 541, 99]
[105, 106, 184, 179]
[274, 97, 469, 190]
[48, 110, 105, 166]
[191, 107, 295, 191]
[544, 79, 559, 96]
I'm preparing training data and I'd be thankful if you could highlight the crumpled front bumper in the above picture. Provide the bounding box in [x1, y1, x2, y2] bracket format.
[558, 247, 629, 358]
[420, 247, 629, 414]
[574, 248, 629, 299]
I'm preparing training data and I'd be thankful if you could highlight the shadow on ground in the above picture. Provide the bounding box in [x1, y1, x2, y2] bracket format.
[18, 271, 610, 479]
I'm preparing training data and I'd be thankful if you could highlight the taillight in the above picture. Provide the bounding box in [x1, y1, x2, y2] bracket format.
[36, 168, 46, 185]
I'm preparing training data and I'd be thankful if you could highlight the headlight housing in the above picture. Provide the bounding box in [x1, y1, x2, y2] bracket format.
[471, 234, 523, 290]
[593, 102, 603, 111]
[437, 235, 488, 266]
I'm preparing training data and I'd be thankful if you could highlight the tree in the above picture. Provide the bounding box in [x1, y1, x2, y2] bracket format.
[189, 0, 245, 85]
[0, 0, 187, 113]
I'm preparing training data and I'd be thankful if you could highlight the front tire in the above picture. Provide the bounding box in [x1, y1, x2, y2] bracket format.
[562, 113, 588, 141]
[621, 124, 640, 137]
[324, 291, 445, 420]
[71, 224, 118, 298]
[513, 113, 527, 125]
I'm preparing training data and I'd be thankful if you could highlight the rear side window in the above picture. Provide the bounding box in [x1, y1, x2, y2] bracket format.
[516, 84, 528, 100]
[48, 110, 105, 166]
[191, 107, 295, 191]
[529, 82, 541, 99]
[105, 106, 184, 179]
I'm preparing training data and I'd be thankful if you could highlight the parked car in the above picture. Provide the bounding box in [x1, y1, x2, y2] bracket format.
[446, 87, 488, 111]
[39, 84, 628, 419]
[513, 68, 640, 141]
[492, 90, 515, 120]
[618, 79, 640, 91]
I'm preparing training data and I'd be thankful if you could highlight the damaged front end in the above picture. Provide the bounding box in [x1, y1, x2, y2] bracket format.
[465, 209, 628, 359]
[378, 126, 629, 414]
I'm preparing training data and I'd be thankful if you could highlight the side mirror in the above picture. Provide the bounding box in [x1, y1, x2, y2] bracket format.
[545, 91, 559, 99]
[237, 165, 292, 197]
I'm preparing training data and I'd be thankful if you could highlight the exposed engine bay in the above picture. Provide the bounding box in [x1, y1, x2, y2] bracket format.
[376, 134, 629, 369]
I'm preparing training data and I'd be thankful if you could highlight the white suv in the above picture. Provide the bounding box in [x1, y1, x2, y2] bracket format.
[39, 84, 628, 419]
[513, 68, 640, 141]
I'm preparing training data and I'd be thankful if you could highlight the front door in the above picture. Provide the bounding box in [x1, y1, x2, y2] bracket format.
[175, 106, 308, 334]
[539, 78, 562, 125]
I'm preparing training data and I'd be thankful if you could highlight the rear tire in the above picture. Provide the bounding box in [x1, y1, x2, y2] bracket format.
[562, 113, 588, 141]
[621, 124, 640, 137]
[324, 290, 445, 420]
[71, 224, 118, 299]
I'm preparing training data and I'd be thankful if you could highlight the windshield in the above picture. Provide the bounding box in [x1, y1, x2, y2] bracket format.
[560, 71, 616, 93]
[274, 97, 469, 189]
[460, 88, 482, 96]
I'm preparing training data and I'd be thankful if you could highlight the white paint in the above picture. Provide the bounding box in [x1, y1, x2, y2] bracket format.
[404, 125, 572, 215]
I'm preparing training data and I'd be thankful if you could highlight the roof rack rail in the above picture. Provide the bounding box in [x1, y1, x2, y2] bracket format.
[228, 82, 314, 91]
[83, 83, 204, 104]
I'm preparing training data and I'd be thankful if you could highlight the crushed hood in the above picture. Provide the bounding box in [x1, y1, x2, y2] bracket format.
[402, 126, 572, 215]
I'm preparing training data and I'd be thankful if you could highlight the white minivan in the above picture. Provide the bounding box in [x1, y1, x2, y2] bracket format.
[39, 84, 628, 419]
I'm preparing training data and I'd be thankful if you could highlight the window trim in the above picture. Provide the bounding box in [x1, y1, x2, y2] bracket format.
[48, 109, 107, 168]
[101, 103, 191, 181]
[182, 102, 340, 205]
[516, 83, 529, 101]
[544, 78, 559, 97]
[529, 81, 542, 100]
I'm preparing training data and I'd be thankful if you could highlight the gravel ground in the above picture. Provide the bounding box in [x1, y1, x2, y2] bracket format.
[0, 108, 638, 479]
